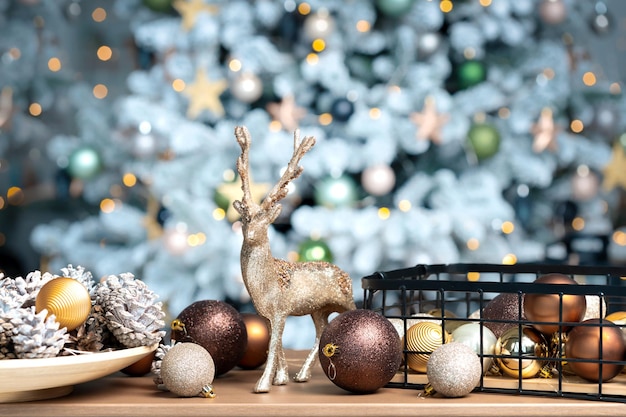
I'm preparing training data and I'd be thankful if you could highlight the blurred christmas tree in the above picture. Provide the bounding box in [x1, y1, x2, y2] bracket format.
[5, 0, 626, 347]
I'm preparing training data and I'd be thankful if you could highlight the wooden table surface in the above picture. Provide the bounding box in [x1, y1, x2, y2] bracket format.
[1, 350, 626, 417]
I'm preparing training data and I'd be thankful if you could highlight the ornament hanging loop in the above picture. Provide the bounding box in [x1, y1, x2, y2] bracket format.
[201, 384, 216, 398]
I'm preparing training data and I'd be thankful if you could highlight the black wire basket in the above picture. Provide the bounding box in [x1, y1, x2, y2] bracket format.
[361, 263, 626, 402]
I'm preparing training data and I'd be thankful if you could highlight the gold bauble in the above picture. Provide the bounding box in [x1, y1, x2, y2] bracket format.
[605, 311, 626, 326]
[238, 313, 270, 370]
[523, 273, 586, 335]
[35, 277, 91, 331]
[495, 326, 549, 379]
[403, 321, 450, 373]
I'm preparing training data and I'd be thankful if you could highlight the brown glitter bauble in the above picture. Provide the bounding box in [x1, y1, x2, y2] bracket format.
[318, 309, 402, 393]
[121, 350, 156, 377]
[171, 300, 247, 376]
[237, 313, 270, 370]
[480, 293, 524, 339]
[523, 274, 586, 335]
[565, 319, 626, 382]
[427, 342, 482, 398]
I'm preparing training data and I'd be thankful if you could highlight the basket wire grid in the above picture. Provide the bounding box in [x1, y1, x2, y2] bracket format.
[361, 263, 626, 402]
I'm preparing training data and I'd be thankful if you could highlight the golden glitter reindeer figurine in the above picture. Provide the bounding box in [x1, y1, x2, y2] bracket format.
[232, 126, 356, 393]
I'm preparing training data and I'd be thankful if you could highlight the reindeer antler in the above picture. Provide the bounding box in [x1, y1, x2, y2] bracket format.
[233, 126, 254, 222]
[262, 129, 315, 211]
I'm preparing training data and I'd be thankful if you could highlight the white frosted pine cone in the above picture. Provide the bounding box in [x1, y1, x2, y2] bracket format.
[151, 341, 175, 388]
[60, 265, 96, 296]
[96, 273, 166, 348]
[9, 307, 69, 359]
[0, 270, 55, 308]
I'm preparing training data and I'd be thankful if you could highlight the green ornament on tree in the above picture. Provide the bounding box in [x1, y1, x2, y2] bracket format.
[314, 175, 359, 208]
[142, 0, 173, 13]
[456, 60, 487, 90]
[298, 238, 333, 263]
[468, 123, 500, 160]
[67, 146, 102, 180]
[375, 0, 414, 17]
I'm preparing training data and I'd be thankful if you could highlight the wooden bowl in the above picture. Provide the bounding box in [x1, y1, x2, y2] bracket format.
[0, 344, 157, 403]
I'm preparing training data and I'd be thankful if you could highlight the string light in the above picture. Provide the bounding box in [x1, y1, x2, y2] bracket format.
[356, 20, 371, 32]
[318, 113, 332, 125]
[100, 198, 116, 213]
[92, 84, 108, 99]
[97, 46, 112, 61]
[213, 208, 226, 221]
[47, 57, 61, 72]
[28, 103, 42, 116]
[377, 207, 390, 220]
[467, 272, 480, 281]
[501, 221, 515, 234]
[440, 0, 453, 13]
[297, 2, 311, 15]
[466, 238, 480, 250]
[369, 108, 381, 119]
[570, 119, 584, 133]
[613, 230, 626, 246]
[582, 71, 596, 86]
[172, 79, 185, 92]
[92, 7, 106, 22]
[502, 254, 517, 265]
[398, 200, 411, 212]
[306, 53, 319, 65]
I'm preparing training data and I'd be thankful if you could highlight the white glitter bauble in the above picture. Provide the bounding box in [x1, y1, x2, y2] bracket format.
[161, 342, 216, 397]
[427, 342, 482, 398]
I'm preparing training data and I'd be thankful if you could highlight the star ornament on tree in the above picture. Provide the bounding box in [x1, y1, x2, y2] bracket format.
[602, 143, 626, 192]
[182, 68, 228, 119]
[410, 96, 449, 144]
[266, 95, 307, 132]
[531, 107, 560, 153]
[217, 175, 270, 222]
[173, 0, 218, 31]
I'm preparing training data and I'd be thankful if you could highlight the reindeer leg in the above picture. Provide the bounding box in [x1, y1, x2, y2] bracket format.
[274, 342, 289, 386]
[295, 310, 329, 382]
[255, 316, 286, 393]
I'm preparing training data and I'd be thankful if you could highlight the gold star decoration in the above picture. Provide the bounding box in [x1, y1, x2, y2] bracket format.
[217, 175, 270, 222]
[410, 96, 449, 144]
[173, 0, 218, 31]
[266, 95, 307, 132]
[602, 143, 626, 192]
[182, 68, 228, 119]
[531, 107, 560, 153]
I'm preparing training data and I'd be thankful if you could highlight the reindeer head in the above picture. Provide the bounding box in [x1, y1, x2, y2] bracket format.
[233, 126, 315, 243]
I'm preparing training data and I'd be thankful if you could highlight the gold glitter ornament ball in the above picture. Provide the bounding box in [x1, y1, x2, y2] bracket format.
[427, 342, 482, 397]
[171, 300, 247, 376]
[318, 309, 402, 393]
[160, 342, 215, 397]
[237, 313, 270, 370]
[494, 325, 549, 379]
[404, 321, 451, 373]
[565, 319, 626, 382]
[35, 277, 91, 331]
